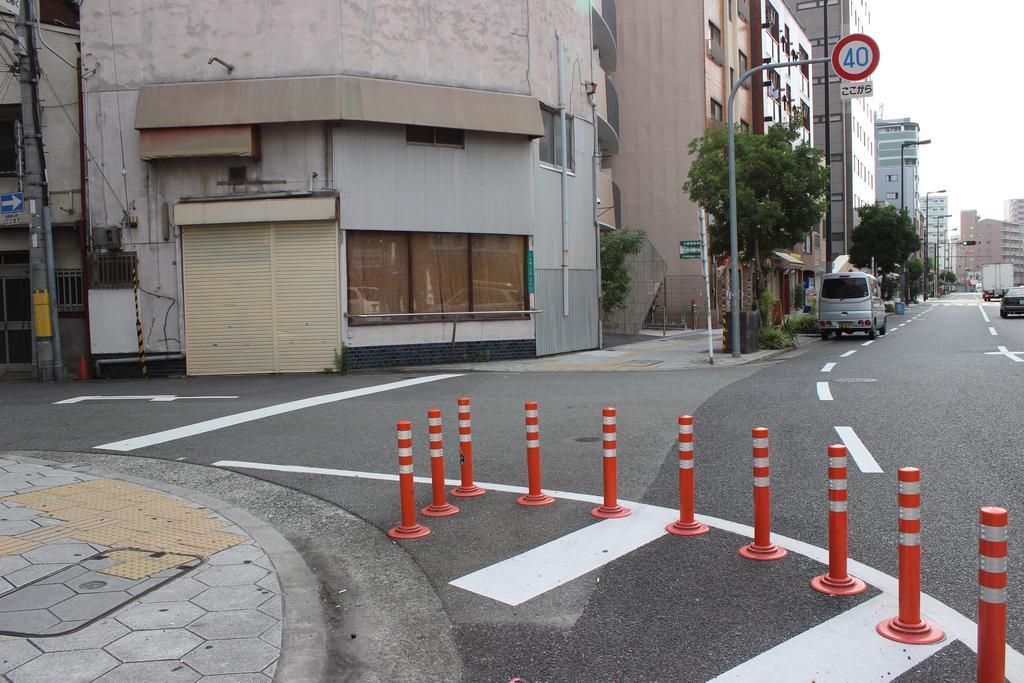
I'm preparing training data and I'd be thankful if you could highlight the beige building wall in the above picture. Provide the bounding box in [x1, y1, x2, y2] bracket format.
[611, 0, 752, 322]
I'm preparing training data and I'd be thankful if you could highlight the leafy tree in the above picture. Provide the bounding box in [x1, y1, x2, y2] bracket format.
[941, 270, 957, 284]
[683, 116, 829, 287]
[849, 204, 921, 298]
[906, 258, 924, 299]
[600, 228, 645, 314]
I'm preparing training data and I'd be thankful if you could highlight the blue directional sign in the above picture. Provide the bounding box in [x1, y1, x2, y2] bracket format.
[0, 192, 24, 214]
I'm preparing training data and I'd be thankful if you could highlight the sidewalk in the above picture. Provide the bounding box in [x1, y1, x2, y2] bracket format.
[403, 328, 821, 373]
[0, 456, 323, 682]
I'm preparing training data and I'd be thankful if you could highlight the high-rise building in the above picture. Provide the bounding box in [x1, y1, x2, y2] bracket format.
[785, 0, 876, 261]
[961, 211, 1024, 285]
[874, 118, 921, 215]
[1004, 198, 1024, 224]
[920, 193, 949, 275]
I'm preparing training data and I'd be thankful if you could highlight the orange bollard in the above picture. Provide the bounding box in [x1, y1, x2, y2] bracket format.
[451, 397, 486, 497]
[592, 407, 630, 519]
[517, 401, 554, 506]
[739, 427, 787, 561]
[876, 467, 943, 644]
[810, 444, 866, 595]
[666, 415, 709, 536]
[977, 506, 1008, 683]
[387, 421, 430, 539]
[421, 409, 459, 517]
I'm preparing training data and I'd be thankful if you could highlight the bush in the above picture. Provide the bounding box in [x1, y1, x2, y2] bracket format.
[757, 290, 777, 327]
[757, 325, 796, 350]
[884, 303, 895, 313]
[782, 313, 819, 335]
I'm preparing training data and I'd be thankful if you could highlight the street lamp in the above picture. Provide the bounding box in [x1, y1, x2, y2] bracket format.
[900, 139, 931, 300]
[923, 189, 946, 301]
[931, 212, 952, 296]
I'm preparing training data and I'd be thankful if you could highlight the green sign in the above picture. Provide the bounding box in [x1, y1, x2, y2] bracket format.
[527, 251, 535, 294]
[679, 240, 702, 259]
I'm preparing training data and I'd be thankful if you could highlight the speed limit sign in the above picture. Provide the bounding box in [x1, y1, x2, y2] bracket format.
[831, 33, 880, 82]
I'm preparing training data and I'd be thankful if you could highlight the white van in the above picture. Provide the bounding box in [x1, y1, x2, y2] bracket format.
[818, 272, 887, 340]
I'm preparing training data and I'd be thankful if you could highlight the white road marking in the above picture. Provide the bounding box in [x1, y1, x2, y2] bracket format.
[55, 395, 238, 405]
[834, 426, 883, 473]
[820, 363, 836, 373]
[708, 594, 943, 682]
[451, 504, 677, 606]
[816, 382, 833, 401]
[95, 374, 463, 451]
[861, 340, 875, 346]
[840, 350, 856, 358]
[212, 459, 1024, 681]
[979, 305, 990, 323]
[989, 326, 998, 336]
[898, 323, 906, 327]
[984, 346, 1024, 363]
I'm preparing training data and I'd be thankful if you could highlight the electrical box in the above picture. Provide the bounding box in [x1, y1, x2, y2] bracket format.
[91, 226, 123, 251]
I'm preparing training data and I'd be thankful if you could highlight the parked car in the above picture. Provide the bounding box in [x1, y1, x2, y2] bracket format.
[818, 272, 887, 340]
[1000, 287, 1024, 318]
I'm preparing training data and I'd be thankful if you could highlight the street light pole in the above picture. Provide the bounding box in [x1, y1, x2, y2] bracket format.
[899, 139, 931, 302]
[923, 189, 945, 302]
[727, 56, 830, 358]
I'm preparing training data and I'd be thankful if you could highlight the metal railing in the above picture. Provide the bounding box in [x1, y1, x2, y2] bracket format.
[55, 268, 83, 312]
[90, 253, 136, 289]
[605, 74, 619, 135]
[347, 309, 540, 321]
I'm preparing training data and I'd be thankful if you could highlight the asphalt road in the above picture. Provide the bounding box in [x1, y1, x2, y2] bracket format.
[1, 291, 1020, 681]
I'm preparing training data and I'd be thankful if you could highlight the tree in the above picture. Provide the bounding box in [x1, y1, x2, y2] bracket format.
[683, 116, 829, 288]
[848, 204, 921, 298]
[941, 270, 957, 284]
[600, 228, 645, 314]
[906, 258, 924, 299]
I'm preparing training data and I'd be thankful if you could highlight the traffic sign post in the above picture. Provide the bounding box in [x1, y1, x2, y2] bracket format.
[0, 191, 24, 214]
[679, 240, 702, 260]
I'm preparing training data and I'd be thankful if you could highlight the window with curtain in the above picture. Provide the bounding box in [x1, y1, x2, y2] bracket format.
[347, 231, 409, 315]
[347, 231, 527, 322]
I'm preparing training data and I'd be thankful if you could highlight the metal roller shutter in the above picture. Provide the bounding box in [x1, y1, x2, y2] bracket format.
[182, 222, 339, 375]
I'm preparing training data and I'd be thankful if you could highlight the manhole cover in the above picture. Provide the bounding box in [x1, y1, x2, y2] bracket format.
[616, 359, 664, 367]
[834, 378, 878, 383]
[0, 547, 201, 638]
[574, 437, 602, 443]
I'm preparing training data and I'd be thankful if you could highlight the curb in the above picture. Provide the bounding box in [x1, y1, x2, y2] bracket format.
[2, 451, 328, 683]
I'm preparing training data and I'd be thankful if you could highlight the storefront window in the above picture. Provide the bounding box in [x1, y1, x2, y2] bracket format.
[472, 234, 525, 312]
[411, 233, 469, 313]
[347, 232, 409, 315]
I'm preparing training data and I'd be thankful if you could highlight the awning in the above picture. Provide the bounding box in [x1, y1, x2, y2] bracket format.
[135, 74, 545, 138]
[140, 125, 258, 160]
[772, 250, 804, 268]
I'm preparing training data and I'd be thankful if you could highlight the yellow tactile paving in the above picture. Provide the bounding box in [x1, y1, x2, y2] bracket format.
[0, 480, 246, 580]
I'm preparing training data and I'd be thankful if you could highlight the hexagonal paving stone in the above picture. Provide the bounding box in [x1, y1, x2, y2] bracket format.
[0, 520, 40, 535]
[0, 506, 47, 521]
[0, 555, 29, 576]
[0, 636, 41, 673]
[0, 583, 74, 611]
[62, 571, 139, 594]
[22, 542, 97, 565]
[115, 601, 204, 630]
[207, 544, 263, 566]
[183, 637, 277, 675]
[258, 595, 281, 619]
[9, 648, 118, 682]
[193, 564, 268, 587]
[139, 577, 206, 603]
[4, 564, 66, 588]
[191, 585, 271, 612]
[30, 617, 128, 653]
[95, 660, 200, 682]
[187, 609, 276, 640]
[37, 565, 89, 586]
[50, 591, 133, 621]
[105, 628, 203, 663]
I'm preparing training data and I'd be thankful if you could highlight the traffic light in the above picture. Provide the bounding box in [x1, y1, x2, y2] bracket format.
[961, 240, 977, 246]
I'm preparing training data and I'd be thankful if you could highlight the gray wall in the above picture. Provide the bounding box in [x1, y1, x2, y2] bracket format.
[534, 269, 599, 356]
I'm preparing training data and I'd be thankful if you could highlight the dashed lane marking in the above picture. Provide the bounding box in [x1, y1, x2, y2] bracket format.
[840, 350, 856, 358]
[816, 382, 833, 401]
[213, 459, 1024, 680]
[979, 305, 991, 323]
[820, 363, 836, 373]
[708, 595, 943, 682]
[834, 426, 883, 473]
[861, 340, 875, 346]
[55, 395, 239, 405]
[94, 374, 464, 452]
[989, 326, 998, 336]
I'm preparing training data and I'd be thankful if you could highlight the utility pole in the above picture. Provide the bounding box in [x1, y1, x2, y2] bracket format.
[18, 0, 64, 381]
[822, 0, 833, 273]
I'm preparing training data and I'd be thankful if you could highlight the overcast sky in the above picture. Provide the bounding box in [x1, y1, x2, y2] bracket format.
[870, 1, 1021, 232]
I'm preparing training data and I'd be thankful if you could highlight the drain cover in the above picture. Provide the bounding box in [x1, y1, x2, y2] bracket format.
[616, 359, 664, 367]
[0, 548, 201, 637]
[834, 378, 878, 383]
[574, 437, 602, 443]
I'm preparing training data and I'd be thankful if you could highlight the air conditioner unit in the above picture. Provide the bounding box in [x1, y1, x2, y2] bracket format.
[92, 226, 123, 251]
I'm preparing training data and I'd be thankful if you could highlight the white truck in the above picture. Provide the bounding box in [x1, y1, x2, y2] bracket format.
[982, 263, 1015, 301]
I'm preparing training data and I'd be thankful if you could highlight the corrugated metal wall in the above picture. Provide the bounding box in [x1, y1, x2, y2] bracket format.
[534, 269, 599, 356]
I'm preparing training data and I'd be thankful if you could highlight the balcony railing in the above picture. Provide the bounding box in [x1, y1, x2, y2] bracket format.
[591, 4, 618, 72]
[601, 0, 617, 39]
[738, 0, 750, 22]
[707, 39, 725, 66]
[605, 74, 619, 136]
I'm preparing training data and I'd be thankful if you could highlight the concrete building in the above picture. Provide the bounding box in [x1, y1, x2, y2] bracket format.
[81, 1, 615, 375]
[874, 118, 920, 215]
[960, 210, 1024, 286]
[920, 193, 949, 279]
[0, 1, 83, 377]
[1004, 198, 1024, 224]
[786, 0, 876, 260]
